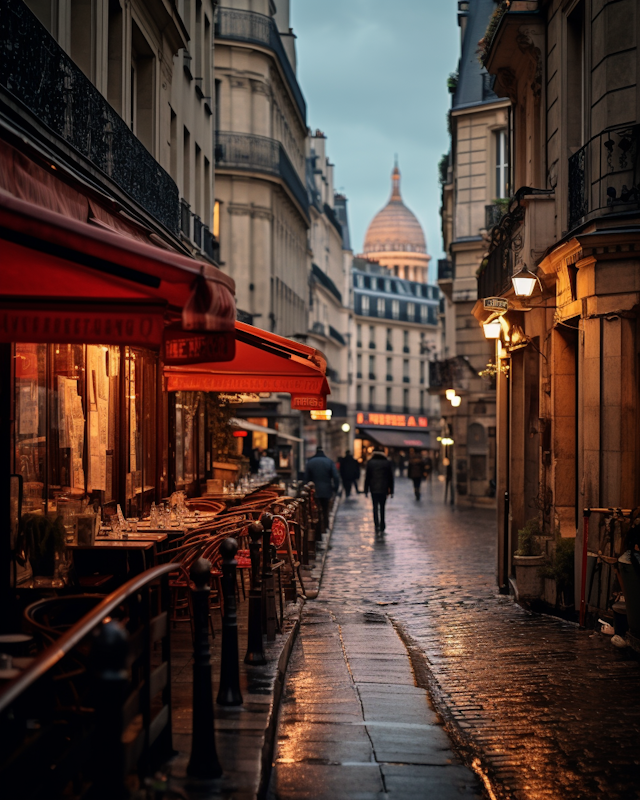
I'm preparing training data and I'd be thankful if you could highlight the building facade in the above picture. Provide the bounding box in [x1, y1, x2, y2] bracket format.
[475, 0, 640, 608]
[353, 165, 440, 456]
[436, 0, 511, 506]
[213, 0, 309, 335]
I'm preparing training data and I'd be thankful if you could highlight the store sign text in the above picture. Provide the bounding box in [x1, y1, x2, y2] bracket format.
[356, 412, 428, 428]
[163, 330, 235, 365]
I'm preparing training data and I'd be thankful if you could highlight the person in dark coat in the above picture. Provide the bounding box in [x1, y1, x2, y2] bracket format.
[338, 450, 360, 497]
[304, 447, 340, 533]
[407, 448, 426, 500]
[364, 450, 394, 533]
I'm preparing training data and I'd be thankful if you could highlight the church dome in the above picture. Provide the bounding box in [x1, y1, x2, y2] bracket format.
[362, 164, 427, 255]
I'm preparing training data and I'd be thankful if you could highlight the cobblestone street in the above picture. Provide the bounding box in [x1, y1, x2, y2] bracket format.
[270, 478, 640, 800]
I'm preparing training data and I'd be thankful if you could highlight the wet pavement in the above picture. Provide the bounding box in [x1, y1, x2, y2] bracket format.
[270, 479, 640, 800]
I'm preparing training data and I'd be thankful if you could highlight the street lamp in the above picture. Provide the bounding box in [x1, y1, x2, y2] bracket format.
[511, 265, 540, 297]
[341, 423, 351, 433]
[483, 319, 501, 339]
[450, 395, 461, 408]
[445, 388, 456, 401]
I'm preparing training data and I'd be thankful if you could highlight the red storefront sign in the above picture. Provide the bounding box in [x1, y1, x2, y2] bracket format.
[290, 394, 327, 410]
[163, 330, 236, 365]
[356, 411, 428, 428]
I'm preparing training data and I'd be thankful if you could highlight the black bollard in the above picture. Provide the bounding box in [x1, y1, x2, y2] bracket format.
[245, 521, 266, 665]
[187, 558, 223, 782]
[260, 512, 277, 641]
[217, 538, 243, 706]
[90, 619, 129, 800]
[299, 490, 310, 565]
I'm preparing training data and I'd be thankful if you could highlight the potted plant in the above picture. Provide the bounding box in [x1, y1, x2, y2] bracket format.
[513, 518, 545, 601]
[541, 535, 575, 609]
[15, 513, 66, 577]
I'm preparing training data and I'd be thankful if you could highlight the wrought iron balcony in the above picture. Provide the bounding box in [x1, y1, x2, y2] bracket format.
[477, 200, 525, 299]
[215, 131, 308, 219]
[568, 123, 640, 230]
[485, 202, 507, 231]
[329, 325, 346, 346]
[311, 321, 326, 337]
[0, 0, 179, 234]
[215, 7, 306, 122]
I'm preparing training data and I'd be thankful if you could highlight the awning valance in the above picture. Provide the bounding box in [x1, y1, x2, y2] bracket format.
[0, 192, 236, 347]
[164, 322, 330, 409]
[229, 418, 303, 443]
[358, 428, 432, 449]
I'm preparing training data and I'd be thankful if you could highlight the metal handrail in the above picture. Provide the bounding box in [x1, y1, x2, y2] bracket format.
[0, 563, 175, 714]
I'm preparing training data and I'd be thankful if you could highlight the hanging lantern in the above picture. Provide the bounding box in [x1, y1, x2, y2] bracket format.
[511, 266, 539, 297]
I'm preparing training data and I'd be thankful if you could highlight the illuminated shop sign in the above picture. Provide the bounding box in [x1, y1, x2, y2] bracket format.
[356, 412, 428, 428]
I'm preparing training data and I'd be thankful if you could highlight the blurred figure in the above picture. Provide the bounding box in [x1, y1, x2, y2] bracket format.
[423, 452, 433, 483]
[304, 447, 340, 533]
[259, 449, 276, 476]
[364, 450, 394, 533]
[407, 448, 426, 500]
[338, 450, 360, 497]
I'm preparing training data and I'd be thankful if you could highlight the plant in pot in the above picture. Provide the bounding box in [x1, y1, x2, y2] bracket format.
[14, 513, 66, 577]
[541, 534, 575, 609]
[513, 518, 545, 601]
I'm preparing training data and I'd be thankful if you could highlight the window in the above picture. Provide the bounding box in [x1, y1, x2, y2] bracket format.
[386, 387, 392, 411]
[407, 303, 415, 321]
[415, 285, 422, 297]
[369, 326, 375, 348]
[369, 355, 375, 379]
[369, 385, 376, 409]
[131, 21, 156, 154]
[403, 388, 409, 413]
[385, 279, 391, 292]
[377, 297, 385, 317]
[356, 323, 362, 347]
[420, 304, 428, 323]
[357, 353, 362, 378]
[386, 328, 393, 351]
[403, 330, 409, 352]
[361, 295, 369, 315]
[386, 357, 392, 380]
[213, 200, 221, 237]
[357, 384, 362, 406]
[420, 390, 425, 414]
[495, 129, 509, 199]
[356, 274, 364, 288]
[371, 277, 378, 290]
[420, 360, 425, 384]
[392, 299, 400, 319]
[403, 359, 409, 380]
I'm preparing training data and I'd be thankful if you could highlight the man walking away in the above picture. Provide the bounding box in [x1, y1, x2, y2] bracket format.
[364, 450, 394, 533]
[338, 450, 360, 497]
[407, 448, 426, 500]
[304, 447, 340, 533]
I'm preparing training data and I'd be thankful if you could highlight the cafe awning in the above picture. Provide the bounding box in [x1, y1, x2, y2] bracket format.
[164, 322, 330, 410]
[358, 428, 432, 449]
[0, 192, 236, 348]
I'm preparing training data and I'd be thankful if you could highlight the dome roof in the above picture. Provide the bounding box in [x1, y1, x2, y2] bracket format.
[362, 163, 427, 254]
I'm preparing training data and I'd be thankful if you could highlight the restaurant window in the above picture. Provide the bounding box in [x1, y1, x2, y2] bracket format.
[173, 391, 200, 492]
[14, 343, 47, 516]
[124, 348, 157, 516]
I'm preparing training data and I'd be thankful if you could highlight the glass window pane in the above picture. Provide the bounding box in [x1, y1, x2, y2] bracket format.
[15, 343, 47, 515]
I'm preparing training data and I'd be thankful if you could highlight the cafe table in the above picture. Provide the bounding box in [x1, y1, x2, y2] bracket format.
[69, 535, 166, 577]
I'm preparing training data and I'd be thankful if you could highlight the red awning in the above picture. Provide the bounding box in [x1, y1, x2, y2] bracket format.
[164, 321, 330, 409]
[0, 192, 236, 347]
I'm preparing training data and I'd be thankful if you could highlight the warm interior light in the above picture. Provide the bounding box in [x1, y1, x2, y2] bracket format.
[511, 266, 538, 297]
[450, 395, 461, 407]
[310, 409, 332, 420]
[441, 437, 454, 446]
[445, 388, 456, 400]
[483, 320, 501, 339]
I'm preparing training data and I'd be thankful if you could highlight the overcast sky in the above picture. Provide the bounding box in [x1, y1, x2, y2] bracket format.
[290, 0, 459, 280]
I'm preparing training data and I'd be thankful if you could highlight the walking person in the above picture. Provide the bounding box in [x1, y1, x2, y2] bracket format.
[304, 447, 340, 534]
[364, 450, 394, 534]
[407, 448, 426, 500]
[337, 450, 360, 497]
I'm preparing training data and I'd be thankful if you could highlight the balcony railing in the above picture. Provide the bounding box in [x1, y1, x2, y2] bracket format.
[215, 7, 306, 122]
[329, 325, 346, 346]
[215, 131, 309, 219]
[312, 263, 342, 303]
[311, 321, 326, 337]
[0, 0, 179, 234]
[485, 202, 507, 231]
[477, 199, 526, 299]
[568, 123, 640, 230]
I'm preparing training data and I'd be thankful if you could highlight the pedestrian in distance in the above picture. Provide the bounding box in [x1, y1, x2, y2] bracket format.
[364, 450, 394, 534]
[337, 450, 360, 497]
[407, 447, 426, 500]
[304, 447, 340, 533]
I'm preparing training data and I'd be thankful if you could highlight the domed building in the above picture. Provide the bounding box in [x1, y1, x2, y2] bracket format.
[361, 163, 431, 282]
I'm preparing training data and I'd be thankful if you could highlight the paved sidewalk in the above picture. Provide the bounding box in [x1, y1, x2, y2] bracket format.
[272, 479, 640, 800]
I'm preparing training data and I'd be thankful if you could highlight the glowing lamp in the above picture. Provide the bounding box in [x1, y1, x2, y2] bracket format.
[450, 395, 461, 407]
[483, 320, 501, 339]
[233, 430, 248, 437]
[310, 409, 332, 420]
[445, 388, 456, 400]
[341, 423, 351, 433]
[511, 266, 538, 297]
[441, 437, 454, 446]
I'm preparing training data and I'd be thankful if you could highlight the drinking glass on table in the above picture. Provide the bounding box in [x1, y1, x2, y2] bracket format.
[126, 518, 138, 534]
[109, 516, 121, 539]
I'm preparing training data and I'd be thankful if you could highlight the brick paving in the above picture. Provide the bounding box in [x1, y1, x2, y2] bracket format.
[274, 478, 640, 800]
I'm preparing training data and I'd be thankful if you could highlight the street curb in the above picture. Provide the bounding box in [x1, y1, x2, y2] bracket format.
[306, 491, 341, 598]
[256, 492, 342, 797]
